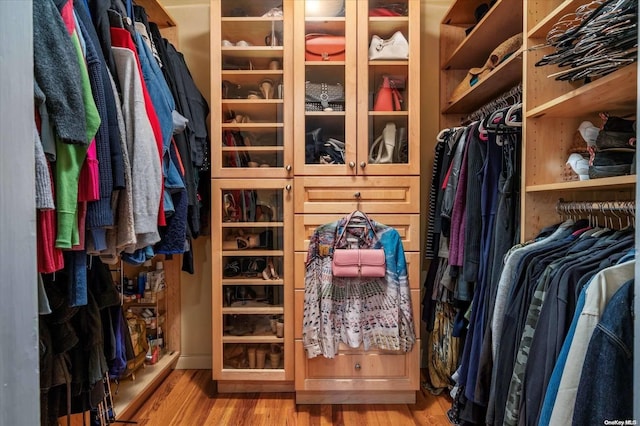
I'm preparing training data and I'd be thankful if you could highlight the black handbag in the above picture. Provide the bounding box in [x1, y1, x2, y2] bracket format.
[305, 81, 345, 111]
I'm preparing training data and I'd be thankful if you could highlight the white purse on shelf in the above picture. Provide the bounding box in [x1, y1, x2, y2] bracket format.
[368, 31, 409, 60]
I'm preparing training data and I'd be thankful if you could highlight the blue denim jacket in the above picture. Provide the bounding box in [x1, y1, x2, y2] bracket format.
[572, 279, 634, 425]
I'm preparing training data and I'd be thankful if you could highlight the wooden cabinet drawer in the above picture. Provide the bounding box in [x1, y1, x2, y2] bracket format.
[294, 176, 420, 215]
[293, 213, 421, 252]
[306, 351, 406, 378]
[294, 340, 420, 392]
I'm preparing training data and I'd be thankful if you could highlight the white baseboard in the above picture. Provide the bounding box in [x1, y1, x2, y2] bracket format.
[175, 355, 212, 370]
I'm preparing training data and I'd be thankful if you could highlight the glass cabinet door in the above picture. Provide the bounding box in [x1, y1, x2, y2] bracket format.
[358, 0, 419, 176]
[212, 179, 293, 381]
[293, 0, 358, 176]
[212, 0, 293, 178]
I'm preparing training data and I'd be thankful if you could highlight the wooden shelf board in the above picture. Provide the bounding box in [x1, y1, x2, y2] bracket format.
[222, 47, 284, 59]
[369, 111, 409, 116]
[529, 0, 593, 38]
[305, 111, 346, 116]
[135, 0, 175, 28]
[223, 278, 284, 285]
[443, 0, 522, 70]
[442, 0, 492, 25]
[305, 61, 346, 66]
[304, 17, 345, 22]
[369, 17, 409, 23]
[221, 221, 284, 228]
[223, 305, 285, 315]
[526, 64, 638, 118]
[221, 17, 283, 22]
[222, 70, 284, 76]
[526, 175, 637, 192]
[368, 60, 410, 66]
[221, 249, 285, 256]
[221, 146, 285, 152]
[112, 351, 179, 421]
[222, 100, 284, 104]
[443, 50, 523, 114]
[221, 123, 284, 129]
[223, 335, 284, 343]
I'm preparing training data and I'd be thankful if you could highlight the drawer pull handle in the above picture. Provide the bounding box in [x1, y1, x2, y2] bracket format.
[354, 362, 361, 371]
[354, 192, 361, 199]
[349, 161, 356, 168]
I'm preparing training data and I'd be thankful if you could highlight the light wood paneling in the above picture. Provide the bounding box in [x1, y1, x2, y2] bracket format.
[294, 176, 420, 214]
[293, 213, 421, 252]
[294, 341, 420, 394]
[442, 0, 522, 70]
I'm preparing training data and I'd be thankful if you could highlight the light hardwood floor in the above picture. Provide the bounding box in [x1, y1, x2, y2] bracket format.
[118, 369, 452, 425]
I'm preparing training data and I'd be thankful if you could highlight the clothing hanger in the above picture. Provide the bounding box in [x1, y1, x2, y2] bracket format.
[505, 102, 523, 127]
[436, 128, 449, 142]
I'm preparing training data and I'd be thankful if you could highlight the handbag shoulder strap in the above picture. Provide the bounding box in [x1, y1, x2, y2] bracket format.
[335, 211, 379, 246]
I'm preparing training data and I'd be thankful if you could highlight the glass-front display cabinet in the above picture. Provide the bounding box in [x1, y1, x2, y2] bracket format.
[211, 179, 293, 385]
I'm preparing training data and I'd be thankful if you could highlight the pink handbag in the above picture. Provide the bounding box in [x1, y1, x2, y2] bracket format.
[332, 248, 386, 277]
[331, 211, 386, 278]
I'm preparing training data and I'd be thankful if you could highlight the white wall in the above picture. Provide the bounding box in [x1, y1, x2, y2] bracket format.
[160, 3, 214, 369]
[0, 1, 39, 423]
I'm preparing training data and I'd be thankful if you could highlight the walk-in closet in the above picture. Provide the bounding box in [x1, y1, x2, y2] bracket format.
[0, 1, 637, 425]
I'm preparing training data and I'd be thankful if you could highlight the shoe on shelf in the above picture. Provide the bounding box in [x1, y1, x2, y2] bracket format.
[395, 127, 408, 163]
[223, 193, 237, 222]
[369, 122, 396, 164]
[262, 6, 283, 17]
[259, 79, 274, 99]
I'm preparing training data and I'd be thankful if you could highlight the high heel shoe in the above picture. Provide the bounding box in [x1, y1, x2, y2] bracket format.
[231, 114, 251, 124]
[223, 193, 237, 221]
[259, 79, 274, 99]
[262, 267, 271, 280]
[369, 122, 396, 164]
[382, 122, 397, 163]
[268, 259, 279, 280]
[395, 126, 408, 163]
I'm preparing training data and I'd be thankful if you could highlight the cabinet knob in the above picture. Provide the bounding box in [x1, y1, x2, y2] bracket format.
[360, 162, 366, 168]
[349, 161, 356, 168]
[354, 192, 361, 198]
[285, 184, 292, 191]
[354, 362, 361, 371]
[285, 164, 292, 172]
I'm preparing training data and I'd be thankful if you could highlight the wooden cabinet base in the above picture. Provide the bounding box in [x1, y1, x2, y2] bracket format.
[296, 390, 416, 405]
[217, 381, 294, 393]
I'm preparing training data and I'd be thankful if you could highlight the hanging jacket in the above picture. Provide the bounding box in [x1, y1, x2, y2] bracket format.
[303, 215, 415, 359]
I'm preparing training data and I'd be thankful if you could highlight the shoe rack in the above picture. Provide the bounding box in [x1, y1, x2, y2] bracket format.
[210, 0, 421, 399]
[211, 0, 295, 392]
[210, 0, 294, 180]
[521, 0, 636, 240]
[439, 0, 523, 123]
[440, 0, 636, 240]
